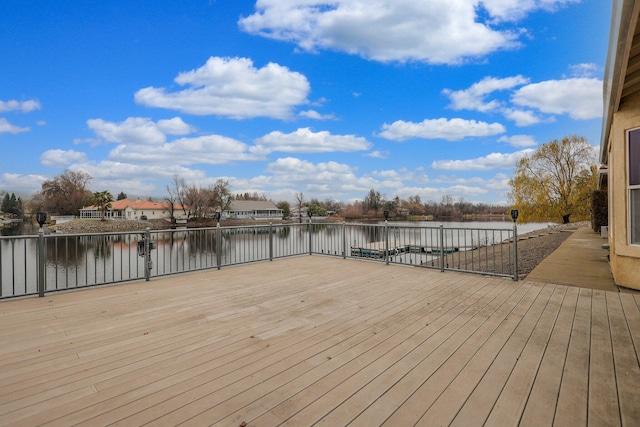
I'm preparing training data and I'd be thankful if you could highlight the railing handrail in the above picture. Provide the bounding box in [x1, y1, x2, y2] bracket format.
[0, 222, 518, 299]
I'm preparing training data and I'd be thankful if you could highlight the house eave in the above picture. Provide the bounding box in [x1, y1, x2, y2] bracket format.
[601, 0, 640, 165]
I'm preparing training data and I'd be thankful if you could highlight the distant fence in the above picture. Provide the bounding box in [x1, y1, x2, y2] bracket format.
[0, 222, 518, 299]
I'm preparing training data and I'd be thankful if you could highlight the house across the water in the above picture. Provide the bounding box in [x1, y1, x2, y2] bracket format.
[223, 200, 283, 221]
[79, 199, 186, 221]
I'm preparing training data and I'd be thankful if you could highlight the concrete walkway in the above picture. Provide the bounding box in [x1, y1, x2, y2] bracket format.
[525, 227, 637, 293]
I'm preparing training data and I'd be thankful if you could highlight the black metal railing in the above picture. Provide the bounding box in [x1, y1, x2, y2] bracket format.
[0, 222, 518, 299]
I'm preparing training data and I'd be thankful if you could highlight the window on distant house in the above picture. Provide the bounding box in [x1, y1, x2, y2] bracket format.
[629, 128, 640, 244]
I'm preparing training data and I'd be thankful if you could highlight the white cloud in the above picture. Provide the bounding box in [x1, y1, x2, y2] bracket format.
[72, 160, 205, 182]
[0, 99, 41, 113]
[264, 157, 378, 195]
[254, 157, 381, 200]
[156, 117, 197, 135]
[40, 149, 88, 167]
[431, 149, 534, 170]
[267, 157, 355, 176]
[87, 117, 194, 145]
[0, 173, 46, 193]
[379, 118, 506, 141]
[568, 62, 599, 78]
[239, 0, 521, 64]
[498, 135, 537, 147]
[444, 74, 602, 124]
[429, 172, 511, 196]
[443, 75, 529, 112]
[373, 169, 403, 180]
[252, 127, 372, 155]
[0, 118, 30, 134]
[60, 160, 207, 195]
[366, 150, 390, 159]
[109, 134, 258, 165]
[298, 110, 336, 120]
[511, 78, 603, 120]
[480, 0, 579, 21]
[134, 56, 310, 120]
[502, 108, 544, 126]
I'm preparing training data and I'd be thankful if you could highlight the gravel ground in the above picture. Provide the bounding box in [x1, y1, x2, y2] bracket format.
[512, 223, 583, 278]
[430, 221, 588, 279]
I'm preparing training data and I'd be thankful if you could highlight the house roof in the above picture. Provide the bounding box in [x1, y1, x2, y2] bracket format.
[601, 0, 640, 164]
[228, 200, 280, 211]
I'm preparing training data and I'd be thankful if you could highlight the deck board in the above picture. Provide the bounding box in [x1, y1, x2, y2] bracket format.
[1, 256, 639, 426]
[519, 286, 579, 426]
[589, 291, 621, 426]
[553, 288, 592, 427]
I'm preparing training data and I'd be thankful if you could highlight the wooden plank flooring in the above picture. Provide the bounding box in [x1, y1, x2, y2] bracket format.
[1, 255, 639, 426]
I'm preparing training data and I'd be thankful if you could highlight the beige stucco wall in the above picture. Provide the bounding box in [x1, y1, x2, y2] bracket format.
[608, 94, 640, 290]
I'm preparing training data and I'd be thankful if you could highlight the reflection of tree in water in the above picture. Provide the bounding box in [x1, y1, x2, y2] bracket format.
[46, 234, 88, 267]
[185, 229, 217, 258]
[44, 233, 143, 287]
[363, 225, 382, 243]
[310, 223, 326, 234]
[90, 235, 114, 259]
[153, 229, 219, 270]
[275, 226, 290, 239]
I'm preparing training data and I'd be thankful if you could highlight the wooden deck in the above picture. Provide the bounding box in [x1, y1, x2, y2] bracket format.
[1, 256, 639, 426]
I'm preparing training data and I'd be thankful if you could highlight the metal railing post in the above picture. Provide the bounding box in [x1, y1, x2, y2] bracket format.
[385, 220, 389, 265]
[440, 225, 445, 273]
[269, 222, 273, 261]
[216, 222, 222, 270]
[342, 221, 347, 259]
[308, 217, 312, 255]
[513, 222, 519, 281]
[37, 228, 45, 297]
[144, 228, 151, 281]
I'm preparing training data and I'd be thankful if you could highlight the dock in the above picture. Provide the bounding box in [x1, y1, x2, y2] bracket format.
[350, 242, 458, 258]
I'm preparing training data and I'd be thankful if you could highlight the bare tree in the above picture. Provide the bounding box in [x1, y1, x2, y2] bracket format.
[184, 185, 211, 218]
[294, 192, 305, 223]
[166, 175, 188, 219]
[209, 179, 232, 214]
[41, 169, 92, 215]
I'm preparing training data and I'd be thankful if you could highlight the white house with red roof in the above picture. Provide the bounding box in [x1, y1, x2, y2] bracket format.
[79, 199, 186, 221]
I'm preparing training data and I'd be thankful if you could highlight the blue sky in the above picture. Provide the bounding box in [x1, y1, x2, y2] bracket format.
[0, 0, 608, 205]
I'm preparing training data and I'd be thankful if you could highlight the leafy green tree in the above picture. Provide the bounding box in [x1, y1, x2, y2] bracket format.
[91, 190, 114, 220]
[1, 193, 22, 215]
[509, 135, 596, 223]
[306, 198, 327, 216]
[363, 188, 382, 214]
[276, 201, 291, 218]
[117, 192, 127, 200]
[1, 193, 9, 213]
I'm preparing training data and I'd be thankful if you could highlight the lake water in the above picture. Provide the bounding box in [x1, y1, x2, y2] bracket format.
[1, 220, 553, 298]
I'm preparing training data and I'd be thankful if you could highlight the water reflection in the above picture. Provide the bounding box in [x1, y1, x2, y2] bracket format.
[2, 221, 549, 298]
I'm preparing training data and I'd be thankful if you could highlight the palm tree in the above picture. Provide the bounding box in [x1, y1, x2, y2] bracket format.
[91, 191, 114, 221]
